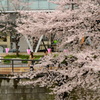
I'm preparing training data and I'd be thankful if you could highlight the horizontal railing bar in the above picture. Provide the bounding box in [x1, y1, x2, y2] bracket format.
[0, 59, 41, 61]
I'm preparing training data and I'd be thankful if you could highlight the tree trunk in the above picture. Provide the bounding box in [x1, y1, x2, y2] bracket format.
[15, 34, 20, 57]
[50, 33, 56, 52]
[16, 42, 19, 57]
[42, 39, 47, 51]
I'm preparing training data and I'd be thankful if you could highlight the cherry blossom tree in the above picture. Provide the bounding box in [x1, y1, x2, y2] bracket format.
[0, 13, 21, 56]
[0, 0, 33, 56]
[47, 0, 100, 50]
[16, 11, 51, 51]
[16, 0, 99, 52]
[11, 1, 100, 100]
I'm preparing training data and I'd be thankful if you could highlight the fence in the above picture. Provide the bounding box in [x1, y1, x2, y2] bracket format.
[0, 59, 40, 74]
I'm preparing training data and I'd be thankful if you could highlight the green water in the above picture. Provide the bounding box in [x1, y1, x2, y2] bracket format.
[0, 78, 54, 100]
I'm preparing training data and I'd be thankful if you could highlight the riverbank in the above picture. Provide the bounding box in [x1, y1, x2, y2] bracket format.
[0, 78, 55, 100]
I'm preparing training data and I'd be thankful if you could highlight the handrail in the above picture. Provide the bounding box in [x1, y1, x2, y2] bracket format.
[0, 58, 41, 61]
[0, 59, 41, 74]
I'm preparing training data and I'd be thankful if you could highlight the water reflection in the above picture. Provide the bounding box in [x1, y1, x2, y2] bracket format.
[0, 78, 54, 100]
[0, 79, 2, 86]
[13, 79, 20, 89]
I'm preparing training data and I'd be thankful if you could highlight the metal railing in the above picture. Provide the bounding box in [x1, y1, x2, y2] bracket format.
[0, 59, 40, 74]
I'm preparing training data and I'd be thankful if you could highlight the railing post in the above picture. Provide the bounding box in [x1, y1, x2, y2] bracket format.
[11, 60, 14, 73]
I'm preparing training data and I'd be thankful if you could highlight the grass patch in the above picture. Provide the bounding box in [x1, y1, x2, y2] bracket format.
[3, 55, 43, 64]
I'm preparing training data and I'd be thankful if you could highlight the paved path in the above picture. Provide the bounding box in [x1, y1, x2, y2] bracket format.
[0, 64, 27, 67]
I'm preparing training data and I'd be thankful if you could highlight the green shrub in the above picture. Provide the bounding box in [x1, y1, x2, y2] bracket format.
[4, 55, 29, 59]
[3, 54, 43, 64]
[3, 60, 11, 64]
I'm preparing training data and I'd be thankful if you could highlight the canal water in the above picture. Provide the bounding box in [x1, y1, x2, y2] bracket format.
[0, 78, 54, 100]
